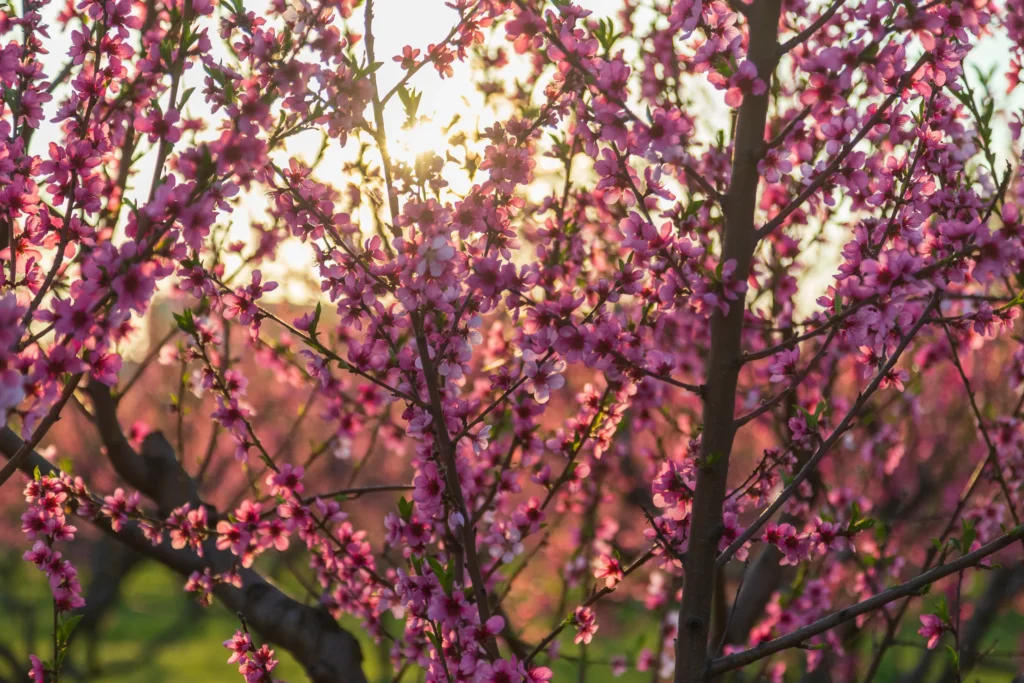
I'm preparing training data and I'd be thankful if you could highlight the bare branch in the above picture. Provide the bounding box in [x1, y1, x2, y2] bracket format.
[777, 0, 846, 55]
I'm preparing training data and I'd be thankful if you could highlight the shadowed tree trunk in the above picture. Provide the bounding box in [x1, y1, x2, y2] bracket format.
[674, 0, 783, 678]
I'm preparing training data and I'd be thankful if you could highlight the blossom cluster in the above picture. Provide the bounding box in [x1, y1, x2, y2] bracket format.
[22, 475, 84, 612]
[4, 0, 1024, 680]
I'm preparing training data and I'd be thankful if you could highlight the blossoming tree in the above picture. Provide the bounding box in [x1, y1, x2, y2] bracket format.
[4, 0, 1024, 680]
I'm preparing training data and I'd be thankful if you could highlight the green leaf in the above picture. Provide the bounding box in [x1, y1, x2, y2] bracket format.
[425, 626, 443, 651]
[945, 644, 960, 670]
[308, 302, 323, 341]
[57, 614, 83, 645]
[935, 595, 950, 624]
[797, 404, 817, 430]
[357, 61, 384, 80]
[398, 496, 413, 521]
[426, 557, 453, 595]
[173, 308, 197, 337]
[960, 518, 976, 556]
[850, 517, 875, 534]
[398, 86, 423, 126]
[698, 450, 724, 472]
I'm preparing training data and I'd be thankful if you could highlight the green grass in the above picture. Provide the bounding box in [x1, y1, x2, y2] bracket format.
[0, 560, 308, 682]
[1, 557, 1022, 682]
[0, 556, 658, 682]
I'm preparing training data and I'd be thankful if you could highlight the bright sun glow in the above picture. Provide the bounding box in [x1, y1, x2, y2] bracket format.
[389, 117, 450, 165]
[388, 113, 479, 197]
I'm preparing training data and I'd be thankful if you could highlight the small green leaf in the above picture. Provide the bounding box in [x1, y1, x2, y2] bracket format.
[425, 626, 443, 651]
[935, 595, 950, 623]
[850, 517, 876, 534]
[426, 557, 453, 595]
[797, 405, 817, 430]
[173, 308, 197, 337]
[960, 519, 976, 556]
[697, 450, 724, 472]
[308, 302, 323, 341]
[57, 614, 83, 645]
[398, 496, 413, 521]
[945, 644, 960, 670]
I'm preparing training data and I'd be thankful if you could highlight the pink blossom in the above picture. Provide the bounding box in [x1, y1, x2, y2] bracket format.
[918, 614, 946, 649]
[724, 61, 767, 108]
[522, 350, 566, 404]
[573, 606, 598, 644]
[135, 107, 182, 144]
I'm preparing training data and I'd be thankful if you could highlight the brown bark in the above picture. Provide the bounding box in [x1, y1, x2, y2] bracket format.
[672, 2, 782, 679]
[723, 544, 788, 645]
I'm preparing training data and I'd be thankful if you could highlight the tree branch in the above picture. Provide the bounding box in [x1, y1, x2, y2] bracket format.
[777, 0, 846, 55]
[673, 2, 783, 679]
[0, 425, 369, 683]
[717, 291, 940, 568]
[755, 54, 930, 239]
[0, 373, 83, 488]
[709, 524, 1024, 676]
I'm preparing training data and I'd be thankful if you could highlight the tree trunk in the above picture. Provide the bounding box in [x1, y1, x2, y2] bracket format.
[673, 2, 782, 679]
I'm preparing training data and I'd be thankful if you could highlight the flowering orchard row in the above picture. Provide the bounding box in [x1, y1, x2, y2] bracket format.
[3, 0, 1024, 681]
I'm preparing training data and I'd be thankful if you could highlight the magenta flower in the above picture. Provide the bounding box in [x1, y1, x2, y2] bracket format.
[101, 488, 140, 532]
[90, 352, 122, 387]
[918, 614, 946, 650]
[592, 553, 624, 588]
[522, 350, 566, 404]
[266, 464, 305, 498]
[573, 606, 599, 645]
[134, 107, 182, 144]
[768, 348, 799, 383]
[724, 61, 767, 108]
[28, 655, 46, 683]
[393, 45, 420, 70]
